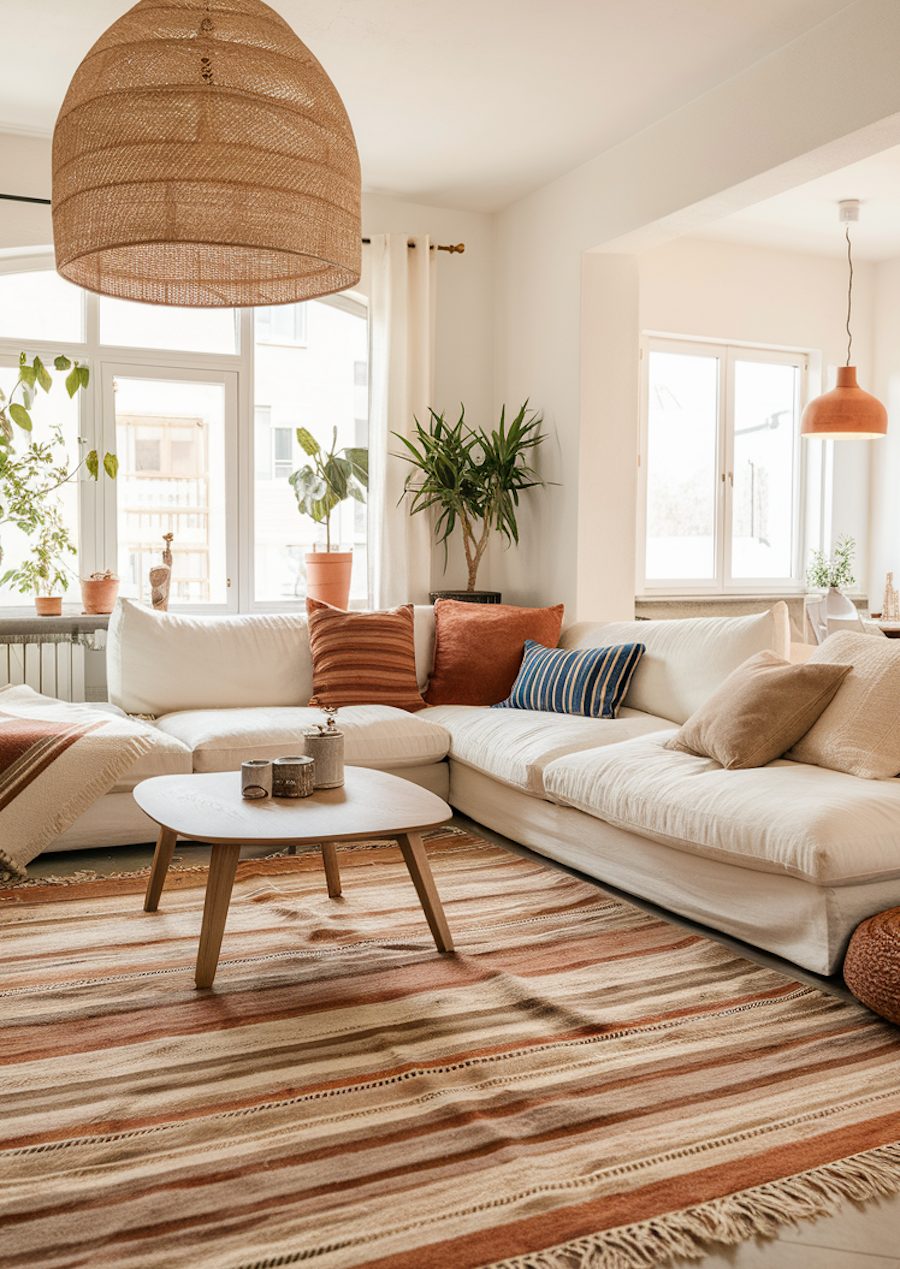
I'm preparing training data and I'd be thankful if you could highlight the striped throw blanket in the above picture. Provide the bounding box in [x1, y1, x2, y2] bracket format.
[0, 685, 155, 880]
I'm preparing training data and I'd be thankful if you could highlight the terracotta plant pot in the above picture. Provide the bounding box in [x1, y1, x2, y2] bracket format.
[35, 596, 63, 617]
[305, 551, 353, 610]
[81, 575, 120, 614]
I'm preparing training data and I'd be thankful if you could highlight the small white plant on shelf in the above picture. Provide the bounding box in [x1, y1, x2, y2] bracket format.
[806, 534, 856, 592]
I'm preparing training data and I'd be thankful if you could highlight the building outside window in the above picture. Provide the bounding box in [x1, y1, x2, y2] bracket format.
[639, 336, 806, 594]
[0, 257, 369, 613]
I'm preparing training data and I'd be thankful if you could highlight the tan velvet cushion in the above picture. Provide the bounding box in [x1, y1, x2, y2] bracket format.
[665, 650, 850, 770]
[787, 632, 900, 779]
[306, 599, 426, 712]
[424, 600, 565, 707]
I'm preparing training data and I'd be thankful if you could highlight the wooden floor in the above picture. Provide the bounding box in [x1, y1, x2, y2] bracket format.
[29, 816, 900, 1269]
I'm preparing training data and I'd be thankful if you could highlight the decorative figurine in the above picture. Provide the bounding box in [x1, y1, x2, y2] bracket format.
[150, 532, 174, 611]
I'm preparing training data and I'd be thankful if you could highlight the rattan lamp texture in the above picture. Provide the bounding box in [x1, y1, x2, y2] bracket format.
[52, 0, 361, 308]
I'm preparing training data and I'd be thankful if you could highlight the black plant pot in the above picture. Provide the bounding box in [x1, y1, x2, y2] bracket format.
[429, 589, 502, 605]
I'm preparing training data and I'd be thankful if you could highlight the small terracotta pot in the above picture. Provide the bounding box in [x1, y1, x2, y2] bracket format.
[81, 576, 120, 614]
[305, 551, 353, 610]
[35, 596, 63, 617]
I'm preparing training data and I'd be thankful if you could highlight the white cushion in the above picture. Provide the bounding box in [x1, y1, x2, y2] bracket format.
[110, 727, 193, 792]
[423, 704, 676, 795]
[155, 705, 450, 772]
[559, 603, 790, 725]
[787, 631, 900, 779]
[543, 732, 900, 885]
[108, 599, 313, 715]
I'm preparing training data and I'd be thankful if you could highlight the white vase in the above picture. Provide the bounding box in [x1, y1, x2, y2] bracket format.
[824, 586, 858, 622]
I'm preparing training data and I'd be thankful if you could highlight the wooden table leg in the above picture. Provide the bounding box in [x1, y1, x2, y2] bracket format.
[397, 832, 454, 953]
[195, 842, 242, 989]
[144, 826, 177, 913]
[321, 842, 342, 897]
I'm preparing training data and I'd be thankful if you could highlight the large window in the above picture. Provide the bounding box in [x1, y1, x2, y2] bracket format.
[0, 257, 369, 613]
[253, 295, 368, 605]
[639, 338, 806, 593]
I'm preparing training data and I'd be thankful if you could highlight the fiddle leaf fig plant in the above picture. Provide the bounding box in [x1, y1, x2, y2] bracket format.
[288, 426, 368, 552]
[0, 353, 118, 598]
[394, 401, 545, 591]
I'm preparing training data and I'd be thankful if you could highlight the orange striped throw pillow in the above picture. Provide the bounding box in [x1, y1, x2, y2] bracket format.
[306, 599, 426, 712]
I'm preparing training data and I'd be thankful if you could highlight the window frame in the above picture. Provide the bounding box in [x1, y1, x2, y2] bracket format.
[0, 253, 370, 615]
[637, 334, 809, 597]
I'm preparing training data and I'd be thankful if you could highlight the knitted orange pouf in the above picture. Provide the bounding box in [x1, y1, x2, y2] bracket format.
[844, 907, 900, 1024]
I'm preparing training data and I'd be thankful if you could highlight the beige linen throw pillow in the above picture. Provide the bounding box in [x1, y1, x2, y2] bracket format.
[787, 632, 900, 778]
[665, 650, 850, 770]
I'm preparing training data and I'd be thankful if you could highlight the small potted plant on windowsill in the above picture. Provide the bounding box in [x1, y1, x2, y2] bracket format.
[394, 402, 546, 603]
[0, 352, 117, 614]
[288, 426, 368, 610]
[81, 569, 120, 614]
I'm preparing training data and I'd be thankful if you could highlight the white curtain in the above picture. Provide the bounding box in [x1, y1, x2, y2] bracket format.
[366, 234, 437, 608]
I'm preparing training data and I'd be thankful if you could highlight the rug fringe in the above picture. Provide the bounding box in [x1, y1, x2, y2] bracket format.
[483, 1142, 900, 1269]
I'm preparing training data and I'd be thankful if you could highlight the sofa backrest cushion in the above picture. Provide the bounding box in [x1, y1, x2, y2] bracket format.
[108, 599, 439, 716]
[787, 630, 900, 778]
[559, 602, 790, 725]
[108, 599, 314, 714]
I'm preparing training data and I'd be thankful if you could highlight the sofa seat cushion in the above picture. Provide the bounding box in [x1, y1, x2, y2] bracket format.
[422, 704, 676, 796]
[110, 727, 193, 792]
[155, 706, 450, 773]
[543, 732, 900, 885]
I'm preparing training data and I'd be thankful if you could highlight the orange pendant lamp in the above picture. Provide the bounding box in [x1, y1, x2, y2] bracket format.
[51, 0, 361, 308]
[801, 201, 887, 440]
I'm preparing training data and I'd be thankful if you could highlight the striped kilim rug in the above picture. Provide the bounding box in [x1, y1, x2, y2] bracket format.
[2, 830, 900, 1269]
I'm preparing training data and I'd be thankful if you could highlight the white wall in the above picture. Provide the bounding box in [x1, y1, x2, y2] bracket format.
[639, 235, 876, 592]
[869, 255, 900, 607]
[0, 133, 53, 249]
[494, 0, 900, 620]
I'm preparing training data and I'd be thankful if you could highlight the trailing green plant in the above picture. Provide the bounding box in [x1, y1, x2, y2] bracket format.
[394, 401, 545, 591]
[806, 533, 856, 591]
[0, 353, 118, 597]
[288, 426, 368, 552]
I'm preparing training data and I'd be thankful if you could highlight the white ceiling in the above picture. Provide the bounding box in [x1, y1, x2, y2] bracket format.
[0, 0, 855, 213]
[694, 144, 900, 262]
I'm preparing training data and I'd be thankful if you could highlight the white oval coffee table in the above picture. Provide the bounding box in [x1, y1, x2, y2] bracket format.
[134, 767, 455, 989]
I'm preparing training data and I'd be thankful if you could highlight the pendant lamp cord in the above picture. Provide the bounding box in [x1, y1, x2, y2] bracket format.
[845, 224, 853, 367]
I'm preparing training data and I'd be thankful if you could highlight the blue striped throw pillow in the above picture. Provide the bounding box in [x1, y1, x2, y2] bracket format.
[492, 640, 645, 718]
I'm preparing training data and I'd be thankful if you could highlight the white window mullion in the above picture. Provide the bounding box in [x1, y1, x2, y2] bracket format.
[721, 348, 736, 589]
[236, 307, 255, 614]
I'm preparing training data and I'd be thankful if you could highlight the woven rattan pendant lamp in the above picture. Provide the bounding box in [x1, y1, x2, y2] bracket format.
[52, 0, 361, 307]
[801, 201, 886, 439]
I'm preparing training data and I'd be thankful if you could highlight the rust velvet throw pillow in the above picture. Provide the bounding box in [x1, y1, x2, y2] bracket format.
[424, 600, 565, 707]
[306, 599, 426, 712]
[664, 650, 851, 769]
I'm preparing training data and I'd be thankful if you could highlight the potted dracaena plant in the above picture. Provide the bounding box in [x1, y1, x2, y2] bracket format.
[394, 401, 545, 602]
[0, 353, 117, 615]
[288, 426, 368, 609]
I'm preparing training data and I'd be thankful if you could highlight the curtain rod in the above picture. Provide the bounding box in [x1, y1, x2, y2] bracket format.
[362, 238, 465, 253]
[0, 192, 51, 205]
[0, 197, 467, 255]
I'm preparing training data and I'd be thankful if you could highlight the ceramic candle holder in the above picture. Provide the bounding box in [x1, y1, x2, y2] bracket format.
[272, 755, 315, 798]
[241, 760, 273, 799]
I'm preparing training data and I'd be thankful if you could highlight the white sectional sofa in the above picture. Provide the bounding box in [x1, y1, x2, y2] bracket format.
[47, 597, 900, 977]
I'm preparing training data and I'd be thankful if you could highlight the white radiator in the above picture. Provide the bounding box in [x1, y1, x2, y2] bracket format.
[0, 635, 91, 702]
